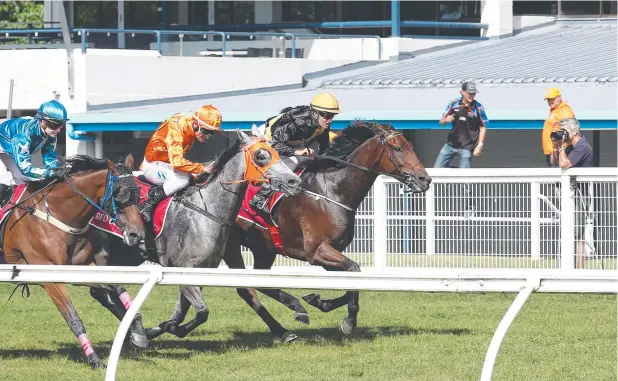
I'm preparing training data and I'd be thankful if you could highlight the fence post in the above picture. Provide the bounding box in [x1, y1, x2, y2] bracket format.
[105, 266, 163, 381]
[155, 31, 162, 55]
[425, 183, 435, 257]
[373, 175, 388, 270]
[530, 182, 541, 261]
[80, 29, 86, 53]
[560, 173, 575, 269]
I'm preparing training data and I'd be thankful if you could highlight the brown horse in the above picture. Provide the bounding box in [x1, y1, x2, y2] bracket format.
[1, 154, 144, 368]
[222, 121, 431, 341]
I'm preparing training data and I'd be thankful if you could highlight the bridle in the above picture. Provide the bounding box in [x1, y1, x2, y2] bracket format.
[320, 131, 413, 185]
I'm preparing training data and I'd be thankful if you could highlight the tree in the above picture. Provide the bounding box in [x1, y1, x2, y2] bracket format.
[0, 1, 44, 44]
[0, 1, 44, 28]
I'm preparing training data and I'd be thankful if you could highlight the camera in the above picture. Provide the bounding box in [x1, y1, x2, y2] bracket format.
[550, 128, 569, 141]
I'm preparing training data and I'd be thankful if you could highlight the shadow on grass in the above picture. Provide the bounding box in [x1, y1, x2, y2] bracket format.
[0, 325, 471, 364]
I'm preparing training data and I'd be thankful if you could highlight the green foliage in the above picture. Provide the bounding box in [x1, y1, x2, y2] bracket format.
[0, 1, 44, 28]
[0, 1, 44, 44]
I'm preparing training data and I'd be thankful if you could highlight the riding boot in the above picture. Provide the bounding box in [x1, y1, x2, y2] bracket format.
[139, 185, 168, 223]
[249, 187, 273, 214]
[0, 184, 9, 207]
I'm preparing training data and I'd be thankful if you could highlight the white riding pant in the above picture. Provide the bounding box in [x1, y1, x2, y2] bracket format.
[0, 153, 32, 186]
[140, 159, 191, 196]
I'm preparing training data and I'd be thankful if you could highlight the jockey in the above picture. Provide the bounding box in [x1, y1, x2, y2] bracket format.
[249, 92, 341, 213]
[139, 104, 222, 222]
[0, 100, 68, 198]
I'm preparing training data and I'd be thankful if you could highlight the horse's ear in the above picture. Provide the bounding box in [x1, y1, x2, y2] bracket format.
[236, 129, 252, 144]
[106, 157, 119, 174]
[124, 154, 135, 170]
[251, 123, 266, 138]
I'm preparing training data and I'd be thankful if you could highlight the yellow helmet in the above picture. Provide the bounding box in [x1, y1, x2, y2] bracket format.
[310, 93, 341, 114]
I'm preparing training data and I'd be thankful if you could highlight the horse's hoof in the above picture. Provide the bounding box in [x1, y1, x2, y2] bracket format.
[340, 319, 356, 336]
[129, 314, 149, 349]
[145, 327, 164, 340]
[87, 353, 105, 369]
[129, 332, 149, 350]
[174, 326, 188, 339]
[281, 331, 299, 343]
[302, 293, 320, 306]
[294, 312, 310, 325]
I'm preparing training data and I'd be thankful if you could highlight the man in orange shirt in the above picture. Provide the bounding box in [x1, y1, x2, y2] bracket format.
[542, 88, 575, 166]
[139, 105, 222, 222]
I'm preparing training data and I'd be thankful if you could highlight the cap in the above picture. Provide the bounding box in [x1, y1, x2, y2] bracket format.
[544, 87, 561, 100]
[462, 81, 478, 94]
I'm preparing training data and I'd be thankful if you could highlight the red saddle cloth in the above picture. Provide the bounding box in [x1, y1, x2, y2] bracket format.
[0, 185, 28, 225]
[88, 176, 172, 239]
[238, 169, 305, 256]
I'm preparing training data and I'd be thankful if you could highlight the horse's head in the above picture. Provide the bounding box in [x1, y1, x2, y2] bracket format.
[371, 124, 431, 193]
[101, 154, 145, 246]
[328, 121, 431, 193]
[237, 130, 302, 196]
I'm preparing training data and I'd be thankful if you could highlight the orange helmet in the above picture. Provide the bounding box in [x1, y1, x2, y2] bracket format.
[193, 105, 223, 131]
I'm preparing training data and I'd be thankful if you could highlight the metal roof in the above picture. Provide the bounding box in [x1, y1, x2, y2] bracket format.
[319, 24, 618, 88]
[70, 84, 617, 132]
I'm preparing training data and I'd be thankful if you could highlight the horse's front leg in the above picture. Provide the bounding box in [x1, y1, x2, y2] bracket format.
[86, 241, 148, 348]
[302, 241, 360, 336]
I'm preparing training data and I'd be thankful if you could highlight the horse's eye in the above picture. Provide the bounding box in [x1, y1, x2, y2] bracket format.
[393, 146, 403, 152]
[254, 149, 272, 166]
[115, 188, 130, 203]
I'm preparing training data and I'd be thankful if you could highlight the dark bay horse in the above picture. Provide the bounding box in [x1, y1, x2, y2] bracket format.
[1, 154, 145, 368]
[85, 131, 302, 341]
[219, 121, 431, 341]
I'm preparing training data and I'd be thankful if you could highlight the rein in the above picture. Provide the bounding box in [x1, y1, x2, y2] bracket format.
[6, 171, 132, 235]
[318, 132, 409, 184]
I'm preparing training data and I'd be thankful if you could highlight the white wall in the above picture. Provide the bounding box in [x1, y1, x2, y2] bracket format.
[0, 49, 70, 111]
[481, 0, 514, 38]
[85, 55, 358, 105]
[155, 36, 474, 60]
[513, 16, 555, 34]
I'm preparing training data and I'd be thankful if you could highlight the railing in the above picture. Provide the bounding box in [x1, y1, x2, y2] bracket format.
[0, 264, 614, 381]
[242, 168, 617, 271]
[0, 27, 382, 58]
[0, 19, 491, 56]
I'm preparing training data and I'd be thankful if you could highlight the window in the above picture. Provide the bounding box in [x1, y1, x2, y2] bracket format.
[513, 1, 558, 15]
[281, 1, 337, 22]
[560, 1, 602, 16]
[74, 1, 118, 28]
[126, 1, 161, 28]
[514, 1, 617, 17]
[602, 1, 618, 15]
[400, 1, 482, 38]
[215, 1, 254, 25]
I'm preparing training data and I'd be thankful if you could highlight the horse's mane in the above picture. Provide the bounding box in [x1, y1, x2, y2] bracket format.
[189, 139, 242, 188]
[30, 155, 110, 189]
[301, 120, 394, 171]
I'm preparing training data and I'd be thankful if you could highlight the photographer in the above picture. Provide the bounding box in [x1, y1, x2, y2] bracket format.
[550, 118, 594, 269]
[550, 118, 593, 168]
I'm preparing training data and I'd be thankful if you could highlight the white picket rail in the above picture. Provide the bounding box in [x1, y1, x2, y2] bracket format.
[0, 264, 615, 381]
[248, 168, 617, 271]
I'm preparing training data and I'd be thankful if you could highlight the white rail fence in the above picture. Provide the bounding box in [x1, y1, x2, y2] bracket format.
[243, 168, 617, 271]
[0, 265, 615, 381]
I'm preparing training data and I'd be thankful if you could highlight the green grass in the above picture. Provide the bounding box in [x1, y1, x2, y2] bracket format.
[0, 284, 614, 381]
[252, 252, 617, 270]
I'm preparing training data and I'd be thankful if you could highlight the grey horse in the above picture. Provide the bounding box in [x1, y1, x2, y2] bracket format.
[85, 131, 302, 344]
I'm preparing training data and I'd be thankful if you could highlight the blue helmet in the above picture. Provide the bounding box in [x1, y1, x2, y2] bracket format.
[36, 100, 69, 123]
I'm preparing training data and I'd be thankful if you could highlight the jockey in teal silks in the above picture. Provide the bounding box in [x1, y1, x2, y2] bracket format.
[0, 100, 68, 199]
